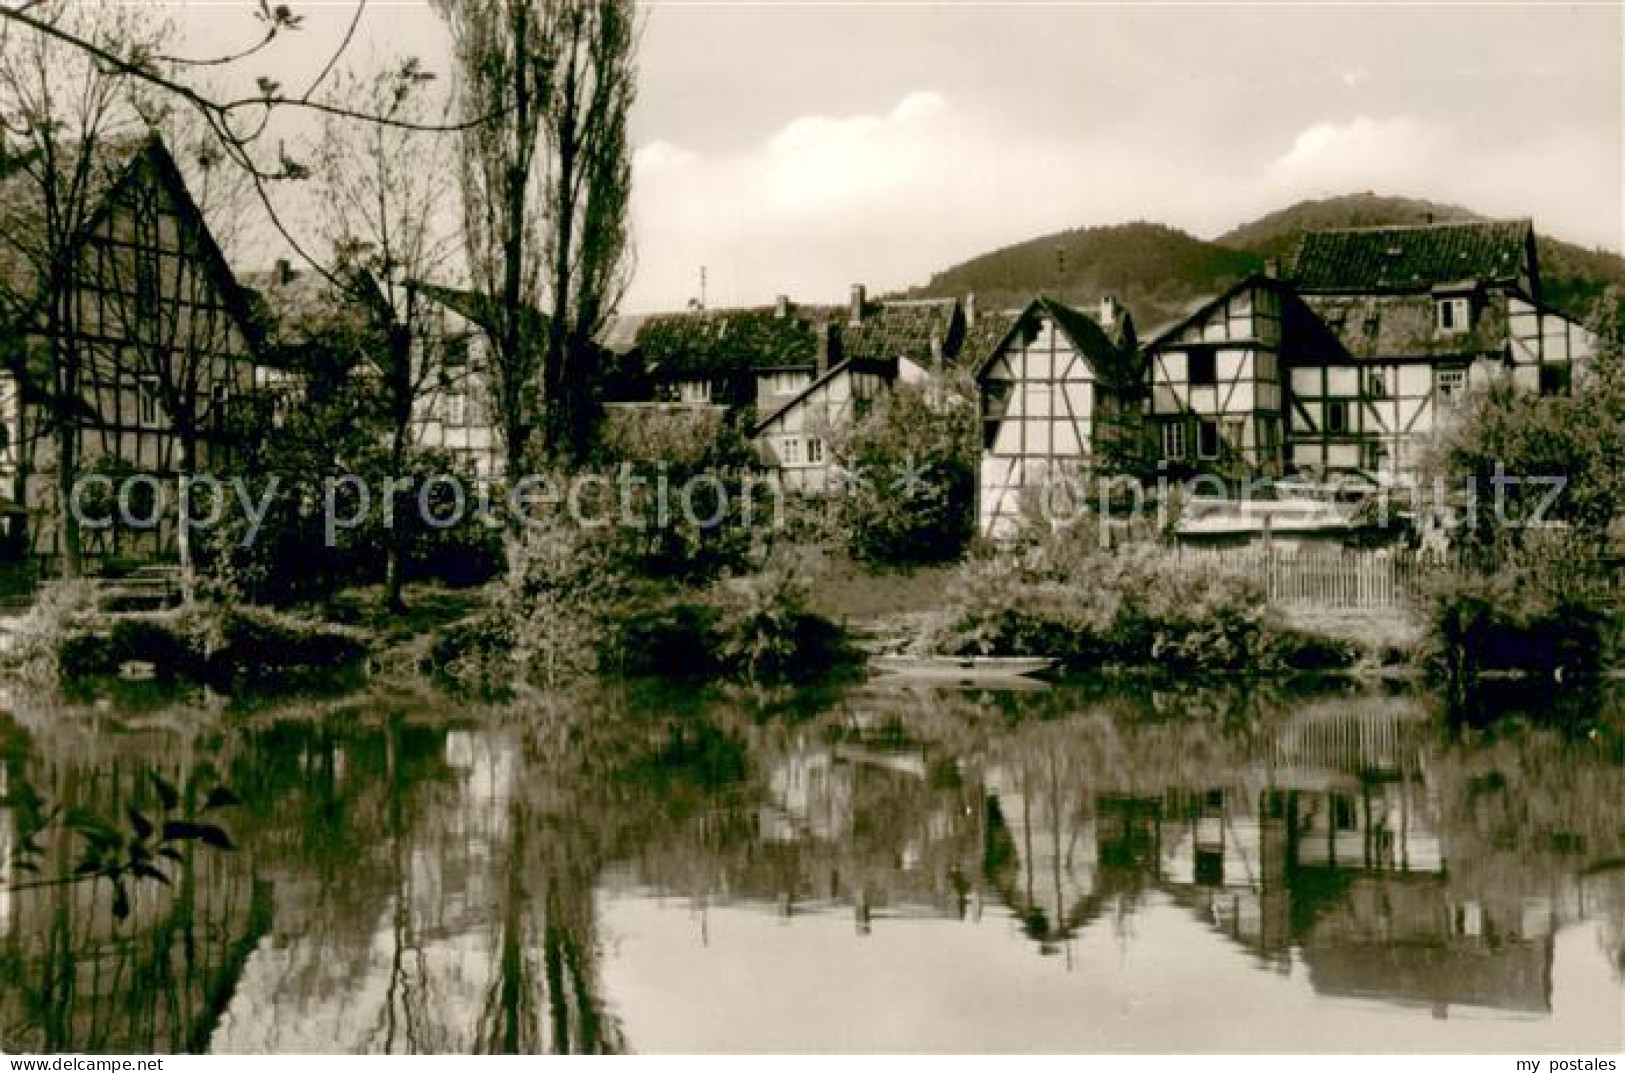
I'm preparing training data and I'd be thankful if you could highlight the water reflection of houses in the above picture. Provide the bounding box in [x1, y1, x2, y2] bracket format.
[976, 702, 1559, 1017]
[610, 730, 983, 932]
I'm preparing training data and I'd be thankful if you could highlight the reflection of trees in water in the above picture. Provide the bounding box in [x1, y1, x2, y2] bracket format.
[0, 711, 269, 1053]
[4, 677, 1622, 1051]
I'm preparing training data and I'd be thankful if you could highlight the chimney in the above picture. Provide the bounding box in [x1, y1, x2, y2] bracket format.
[273, 258, 293, 286]
[775, 294, 789, 319]
[816, 322, 834, 376]
[965, 292, 977, 327]
[1263, 259, 1279, 279]
[849, 283, 866, 326]
[1098, 296, 1117, 330]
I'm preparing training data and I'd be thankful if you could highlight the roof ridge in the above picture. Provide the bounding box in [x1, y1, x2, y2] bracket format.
[1303, 217, 1531, 237]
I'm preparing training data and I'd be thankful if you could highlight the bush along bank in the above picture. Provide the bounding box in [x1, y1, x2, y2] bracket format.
[424, 524, 854, 690]
[2, 582, 370, 690]
[1420, 540, 1619, 696]
[918, 536, 1362, 676]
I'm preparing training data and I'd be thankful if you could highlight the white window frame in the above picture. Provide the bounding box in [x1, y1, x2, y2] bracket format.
[1436, 367, 1467, 406]
[677, 378, 712, 405]
[779, 435, 803, 466]
[1162, 421, 1185, 461]
[443, 389, 467, 426]
[805, 436, 825, 465]
[1436, 298, 1470, 335]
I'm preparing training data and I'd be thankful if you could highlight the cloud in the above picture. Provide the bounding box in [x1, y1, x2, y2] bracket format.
[626, 99, 1621, 312]
[1260, 115, 1620, 253]
[1268, 115, 1439, 191]
[627, 91, 1193, 310]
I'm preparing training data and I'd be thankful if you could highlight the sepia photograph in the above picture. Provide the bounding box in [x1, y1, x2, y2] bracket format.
[0, 0, 1621, 1060]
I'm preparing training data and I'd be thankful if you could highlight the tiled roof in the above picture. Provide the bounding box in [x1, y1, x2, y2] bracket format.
[631, 297, 973, 381]
[957, 308, 1024, 371]
[1300, 292, 1509, 362]
[840, 297, 962, 367]
[633, 305, 829, 377]
[240, 266, 368, 345]
[1291, 220, 1533, 292]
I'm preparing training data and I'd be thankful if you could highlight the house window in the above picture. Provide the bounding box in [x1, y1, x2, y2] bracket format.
[1161, 421, 1185, 461]
[763, 371, 811, 396]
[1326, 401, 1348, 434]
[1197, 419, 1220, 460]
[1222, 418, 1246, 454]
[137, 375, 163, 427]
[806, 437, 825, 464]
[1436, 298, 1470, 335]
[1366, 368, 1388, 399]
[443, 390, 467, 425]
[677, 379, 712, 405]
[1539, 363, 1571, 396]
[1188, 350, 1217, 387]
[1436, 367, 1467, 406]
[779, 436, 802, 466]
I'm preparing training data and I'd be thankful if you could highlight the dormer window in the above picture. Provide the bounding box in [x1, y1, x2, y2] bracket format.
[1436, 297, 1471, 335]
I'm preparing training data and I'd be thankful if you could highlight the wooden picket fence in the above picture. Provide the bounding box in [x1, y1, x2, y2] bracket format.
[1175, 545, 1426, 609]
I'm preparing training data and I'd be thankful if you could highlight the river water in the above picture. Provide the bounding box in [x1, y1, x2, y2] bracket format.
[1, 676, 1621, 1053]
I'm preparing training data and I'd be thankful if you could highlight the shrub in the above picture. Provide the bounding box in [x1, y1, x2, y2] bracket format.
[921, 541, 1349, 674]
[710, 569, 847, 685]
[37, 603, 368, 688]
[1421, 549, 1614, 686]
[592, 406, 766, 583]
[600, 570, 849, 685]
[0, 580, 99, 681]
[833, 380, 977, 566]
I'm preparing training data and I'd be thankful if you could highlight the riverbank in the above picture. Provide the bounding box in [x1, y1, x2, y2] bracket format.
[1, 540, 1610, 698]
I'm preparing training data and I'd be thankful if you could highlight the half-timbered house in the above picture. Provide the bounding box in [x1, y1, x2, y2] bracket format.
[1287, 220, 1595, 480]
[1142, 277, 1294, 479]
[403, 284, 507, 478]
[1143, 220, 1598, 485]
[748, 288, 968, 491]
[0, 134, 269, 564]
[975, 296, 1142, 537]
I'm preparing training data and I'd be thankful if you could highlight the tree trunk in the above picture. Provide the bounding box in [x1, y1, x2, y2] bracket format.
[385, 423, 409, 613]
[177, 431, 198, 604]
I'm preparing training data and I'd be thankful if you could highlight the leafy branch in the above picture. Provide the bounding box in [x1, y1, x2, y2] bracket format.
[3, 772, 241, 921]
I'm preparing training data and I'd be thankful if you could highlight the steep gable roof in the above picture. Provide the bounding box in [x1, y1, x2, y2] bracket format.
[976, 296, 1137, 386]
[1290, 219, 1535, 293]
[1, 133, 268, 361]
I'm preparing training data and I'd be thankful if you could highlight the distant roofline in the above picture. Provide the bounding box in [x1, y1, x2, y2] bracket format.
[1297, 217, 1533, 236]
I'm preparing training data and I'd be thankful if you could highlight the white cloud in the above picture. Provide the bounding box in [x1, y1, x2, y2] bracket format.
[1269, 115, 1437, 190]
[626, 99, 1622, 313]
[626, 91, 1192, 310]
[1259, 115, 1621, 254]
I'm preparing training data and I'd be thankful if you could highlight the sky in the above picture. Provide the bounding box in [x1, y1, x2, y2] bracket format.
[171, 0, 1623, 312]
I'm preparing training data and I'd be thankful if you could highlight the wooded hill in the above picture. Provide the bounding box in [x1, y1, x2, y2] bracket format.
[909, 194, 1624, 331]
